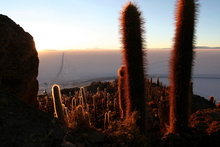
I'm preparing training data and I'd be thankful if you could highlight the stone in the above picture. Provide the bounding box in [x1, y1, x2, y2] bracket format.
[0, 14, 39, 108]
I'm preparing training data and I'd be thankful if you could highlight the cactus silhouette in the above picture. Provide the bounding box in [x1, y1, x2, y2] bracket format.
[118, 65, 127, 118]
[52, 84, 65, 123]
[169, 0, 197, 133]
[120, 2, 147, 134]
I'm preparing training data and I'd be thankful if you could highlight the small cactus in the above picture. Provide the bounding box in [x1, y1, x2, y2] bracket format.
[80, 87, 88, 111]
[52, 84, 65, 123]
[118, 65, 127, 118]
[63, 106, 69, 122]
[108, 111, 112, 123]
[149, 77, 152, 85]
[70, 105, 90, 129]
[107, 93, 110, 109]
[217, 101, 220, 108]
[156, 75, 160, 85]
[104, 112, 108, 130]
[104, 111, 112, 130]
[71, 97, 76, 110]
[114, 98, 117, 110]
[209, 96, 215, 104]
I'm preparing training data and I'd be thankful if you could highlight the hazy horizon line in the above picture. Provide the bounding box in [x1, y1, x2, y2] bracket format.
[37, 46, 220, 52]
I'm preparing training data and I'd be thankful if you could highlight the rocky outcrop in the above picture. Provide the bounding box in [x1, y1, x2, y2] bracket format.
[0, 14, 39, 107]
[191, 95, 216, 113]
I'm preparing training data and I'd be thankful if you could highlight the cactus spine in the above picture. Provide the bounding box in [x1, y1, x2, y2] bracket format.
[52, 84, 65, 123]
[120, 2, 147, 134]
[169, 0, 197, 133]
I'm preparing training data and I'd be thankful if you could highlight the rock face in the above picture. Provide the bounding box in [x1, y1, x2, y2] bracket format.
[0, 14, 39, 107]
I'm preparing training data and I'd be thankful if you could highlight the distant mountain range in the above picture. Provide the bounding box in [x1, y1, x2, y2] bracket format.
[159, 46, 220, 50]
[195, 46, 220, 49]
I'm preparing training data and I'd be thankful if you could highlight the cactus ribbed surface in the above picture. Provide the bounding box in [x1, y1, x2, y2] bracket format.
[120, 2, 147, 134]
[169, 0, 197, 133]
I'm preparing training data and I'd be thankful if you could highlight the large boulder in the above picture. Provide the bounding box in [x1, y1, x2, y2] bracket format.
[0, 14, 39, 108]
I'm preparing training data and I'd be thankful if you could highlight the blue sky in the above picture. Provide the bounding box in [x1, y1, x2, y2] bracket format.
[1, 0, 219, 51]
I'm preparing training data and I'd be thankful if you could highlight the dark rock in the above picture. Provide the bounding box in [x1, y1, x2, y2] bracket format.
[0, 14, 39, 107]
[162, 132, 198, 147]
[0, 94, 68, 147]
[66, 127, 105, 146]
[191, 95, 216, 113]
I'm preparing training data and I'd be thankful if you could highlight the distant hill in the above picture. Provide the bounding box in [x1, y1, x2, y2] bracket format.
[195, 46, 220, 49]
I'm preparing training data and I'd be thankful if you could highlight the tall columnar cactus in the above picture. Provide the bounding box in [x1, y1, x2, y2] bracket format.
[120, 2, 147, 133]
[52, 84, 65, 123]
[169, 0, 197, 133]
[118, 65, 127, 118]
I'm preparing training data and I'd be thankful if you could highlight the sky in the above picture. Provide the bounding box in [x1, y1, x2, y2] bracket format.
[1, 0, 219, 51]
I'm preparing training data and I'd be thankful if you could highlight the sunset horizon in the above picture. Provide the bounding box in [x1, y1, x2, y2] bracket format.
[36, 46, 220, 52]
[1, 0, 219, 51]
[1, 1, 220, 146]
